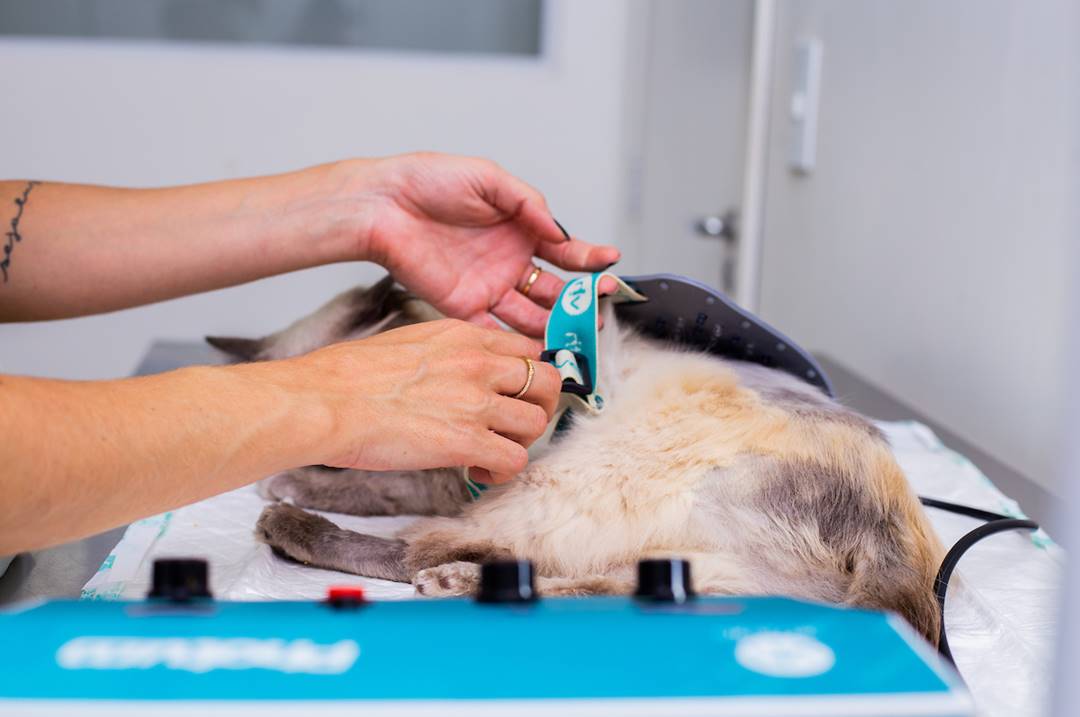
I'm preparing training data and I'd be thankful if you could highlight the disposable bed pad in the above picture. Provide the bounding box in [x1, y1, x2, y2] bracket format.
[83, 421, 1062, 717]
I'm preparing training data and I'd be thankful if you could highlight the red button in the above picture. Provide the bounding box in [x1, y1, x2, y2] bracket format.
[327, 586, 366, 603]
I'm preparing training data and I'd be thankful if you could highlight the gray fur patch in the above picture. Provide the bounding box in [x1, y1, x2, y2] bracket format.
[260, 466, 470, 517]
[748, 456, 936, 639]
[754, 457, 890, 557]
[255, 503, 409, 582]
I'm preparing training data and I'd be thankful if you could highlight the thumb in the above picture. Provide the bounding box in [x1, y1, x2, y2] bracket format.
[482, 163, 566, 245]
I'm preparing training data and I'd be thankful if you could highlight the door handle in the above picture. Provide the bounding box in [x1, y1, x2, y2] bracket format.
[694, 209, 740, 294]
[695, 209, 739, 243]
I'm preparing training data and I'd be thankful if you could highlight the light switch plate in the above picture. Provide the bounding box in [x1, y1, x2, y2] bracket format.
[790, 38, 823, 174]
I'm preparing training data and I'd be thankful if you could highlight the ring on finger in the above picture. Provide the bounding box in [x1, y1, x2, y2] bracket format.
[519, 265, 542, 297]
[511, 357, 535, 399]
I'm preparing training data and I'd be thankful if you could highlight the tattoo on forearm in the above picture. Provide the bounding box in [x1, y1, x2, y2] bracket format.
[1, 181, 41, 283]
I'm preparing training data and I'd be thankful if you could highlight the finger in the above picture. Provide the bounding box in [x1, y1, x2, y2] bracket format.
[467, 467, 495, 485]
[479, 162, 565, 244]
[595, 274, 620, 331]
[551, 218, 572, 242]
[490, 356, 560, 417]
[525, 360, 561, 417]
[527, 265, 615, 307]
[536, 237, 621, 272]
[519, 266, 564, 310]
[488, 396, 549, 445]
[517, 202, 569, 245]
[471, 432, 529, 479]
[468, 312, 504, 331]
[480, 324, 541, 359]
[466, 466, 518, 486]
[491, 289, 549, 338]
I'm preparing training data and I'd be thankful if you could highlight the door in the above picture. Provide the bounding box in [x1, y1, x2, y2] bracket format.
[627, 0, 753, 292]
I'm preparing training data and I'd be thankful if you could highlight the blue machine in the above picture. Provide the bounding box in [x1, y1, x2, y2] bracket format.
[0, 558, 972, 715]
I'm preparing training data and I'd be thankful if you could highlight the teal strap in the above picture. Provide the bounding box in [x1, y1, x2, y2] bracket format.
[464, 272, 645, 501]
[463, 470, 486, 500]
[544, 272, 646, 414]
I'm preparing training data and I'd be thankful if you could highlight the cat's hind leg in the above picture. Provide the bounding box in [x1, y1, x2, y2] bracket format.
[535, 555, 757, 597]
[413, 563, 635, 598]
[259, 466, 470, 517]
[401, 517, 513, 574]
[531, 555, 754, 598]
[255, 502, 410, 582]
[535, 573, 635, 596]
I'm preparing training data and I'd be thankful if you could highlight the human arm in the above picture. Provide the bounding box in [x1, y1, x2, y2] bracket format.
[0, 319, 559, 554]
[0, 153, 619, 326]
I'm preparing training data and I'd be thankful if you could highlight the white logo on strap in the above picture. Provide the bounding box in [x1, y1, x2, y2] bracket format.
[560, 277, 593, 317]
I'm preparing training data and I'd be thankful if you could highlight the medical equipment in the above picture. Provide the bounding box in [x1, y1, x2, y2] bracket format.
[0, 556, 972, 715]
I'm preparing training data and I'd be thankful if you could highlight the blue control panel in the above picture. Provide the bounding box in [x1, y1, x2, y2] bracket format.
[1, 592, 970, 716]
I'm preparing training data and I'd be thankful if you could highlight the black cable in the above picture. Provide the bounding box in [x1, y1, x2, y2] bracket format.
[918, 496, 1039, 671]
[918, 496, 1014, 524]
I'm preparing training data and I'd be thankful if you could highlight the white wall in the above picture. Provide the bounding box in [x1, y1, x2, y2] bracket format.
[0, 1, 644, 379]
[758, 0, 1080, 491]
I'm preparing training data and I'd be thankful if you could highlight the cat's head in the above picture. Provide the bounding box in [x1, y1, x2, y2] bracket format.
[206, 274, 442, 362]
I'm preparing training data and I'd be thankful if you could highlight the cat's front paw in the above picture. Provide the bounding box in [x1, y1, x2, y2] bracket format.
[413, 562, 480, 597]
[255, 502, 337, 565]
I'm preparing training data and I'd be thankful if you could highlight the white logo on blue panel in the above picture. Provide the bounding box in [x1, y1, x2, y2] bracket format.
[560, 277, 593, 317]
[56, 636, 359, 674]
[734, 631, 835, 678]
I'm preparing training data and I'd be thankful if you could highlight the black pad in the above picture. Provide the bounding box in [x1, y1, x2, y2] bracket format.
[616, 274, 834, 397]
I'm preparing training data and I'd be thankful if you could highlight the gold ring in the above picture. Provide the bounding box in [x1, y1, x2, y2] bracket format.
[512, 357, 535, 399]
[520, 266, 542, 297]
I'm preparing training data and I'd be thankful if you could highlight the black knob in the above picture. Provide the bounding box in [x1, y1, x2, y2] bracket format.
[634, 558, 695, 603]
[476, 560, 537, 603]
[147, 558, 212, 601]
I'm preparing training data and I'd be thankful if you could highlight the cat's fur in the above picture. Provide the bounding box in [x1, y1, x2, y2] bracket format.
[208, 275, 945, 644]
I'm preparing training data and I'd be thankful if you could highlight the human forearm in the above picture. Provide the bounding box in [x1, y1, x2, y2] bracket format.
[0, 161, 377, 321]
[0, 153, 621, 331]
[0, 318, 559, 554]
[0, 362, 325, 553]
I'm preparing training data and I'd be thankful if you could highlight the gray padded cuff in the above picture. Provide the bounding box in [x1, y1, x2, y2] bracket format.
[616, 274, 834, 397]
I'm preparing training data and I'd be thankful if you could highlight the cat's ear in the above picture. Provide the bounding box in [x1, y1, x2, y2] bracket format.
[362, 274, 398, 313]
[346, 274, 403, 330]
[205, 335, 265, 361]
[366, 273, 397, 304]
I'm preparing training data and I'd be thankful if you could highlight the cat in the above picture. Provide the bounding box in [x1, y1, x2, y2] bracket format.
[207, 274, 944, 644]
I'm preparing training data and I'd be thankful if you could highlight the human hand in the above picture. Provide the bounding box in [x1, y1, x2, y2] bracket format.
[355, 152, 620, 338]
[287, 318, 560, 484]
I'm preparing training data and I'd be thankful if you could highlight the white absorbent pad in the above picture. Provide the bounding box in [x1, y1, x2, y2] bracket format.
[83, 420, 1062, 717]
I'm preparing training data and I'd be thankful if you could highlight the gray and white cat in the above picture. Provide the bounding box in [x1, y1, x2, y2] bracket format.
[208, 275, 944, 644]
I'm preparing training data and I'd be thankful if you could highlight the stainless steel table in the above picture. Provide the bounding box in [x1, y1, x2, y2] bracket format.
[0, 342, 1058, 603]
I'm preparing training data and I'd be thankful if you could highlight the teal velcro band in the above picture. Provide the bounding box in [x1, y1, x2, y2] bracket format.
[466, 272, 645, 500]
[543, 272, 646, 414]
